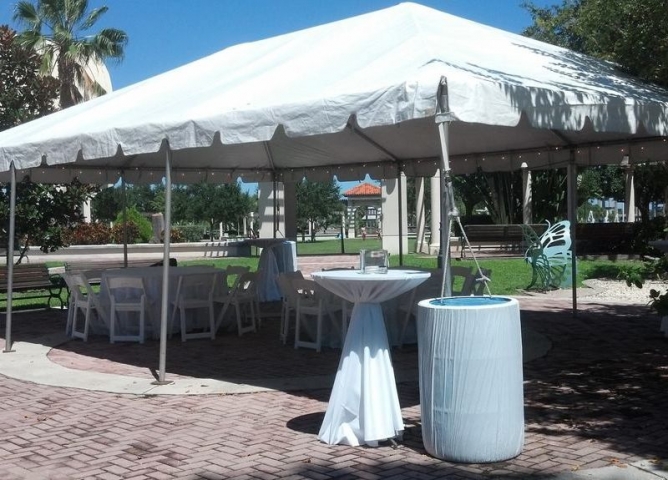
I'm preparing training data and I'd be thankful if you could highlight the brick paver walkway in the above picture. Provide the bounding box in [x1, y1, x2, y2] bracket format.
[1, 283, 667, 478]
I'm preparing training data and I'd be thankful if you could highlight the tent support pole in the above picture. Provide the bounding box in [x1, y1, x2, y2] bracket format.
[567, 155, 578, 317]
[436, 77, 454, 297]
[397, 165, 404, 266]
[273, 177, 279, 238]
[154, 146, 173, 385]
[121, 172, 128, 268]
[3, 162, 17, 353]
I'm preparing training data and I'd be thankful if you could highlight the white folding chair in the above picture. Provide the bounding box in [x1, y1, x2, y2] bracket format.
[292, 278, 342, 352]
[214, 271, 259, 336]
[169, 272, 218, 342]
[107, 276, 149, 344]
[276, 270, 304, 344]
[224, 265, 251, 291]
[466, 267, 492, 295]
[64, 272, 103, 342]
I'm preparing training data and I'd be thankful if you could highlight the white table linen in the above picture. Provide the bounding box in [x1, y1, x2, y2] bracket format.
[255, 240, 297, 302]
[99, 266, 220, 338]
[417, 296, 524, 462]
[311, 269, 430, 446]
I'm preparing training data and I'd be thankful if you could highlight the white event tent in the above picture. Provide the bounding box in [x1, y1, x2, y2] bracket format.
[2, 2, 668, 383]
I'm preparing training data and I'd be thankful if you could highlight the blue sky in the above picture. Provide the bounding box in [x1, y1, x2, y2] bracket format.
[0, 0, 556, 192]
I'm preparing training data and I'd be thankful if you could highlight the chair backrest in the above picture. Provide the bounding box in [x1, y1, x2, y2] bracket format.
[277, 272, 303, 306]
[175, 272, 218, 300]
[83, 268, 106, 284]
[67, 272, 109, 314]
[470, 268, 492, 295]
[235, 271, 258, 296]
[214, 269, 229, 295]
[107, 275, 147, 302]
[450, 265, 474, 295]
[63, 272, 90, 302]
[291, 278, 317, 299]
[291, 278, 332, 305]
[225, 265, 251, 290]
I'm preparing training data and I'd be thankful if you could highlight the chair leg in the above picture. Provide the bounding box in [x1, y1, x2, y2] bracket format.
[83, 304, 91, 342]
[254, 299, 261, 330]
[215, 300, 231, 332]
[316, 308, 323, 353]
[139, 298, 145, 344]
[281, 303, 292, 344]
[65, 298, 75, 336]
[208, 303, 215, 340]
[248, 300, 257, 333]
[169, 300, 179, 339]
[109, 300, 116, 344]
[294, 304, 301, 349]
[284, 306, 293, 345]
[279, 303, 286, 342]
[235, 302, 243, 337]
[180, 305, 187, 342]
[70, 306, 79, 339]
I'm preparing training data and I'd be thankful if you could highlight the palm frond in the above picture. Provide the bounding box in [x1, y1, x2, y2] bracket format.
[81, 6, 108, 31]
[15, 29, 43, 50]
[13, 1, 41, 30]
[64, 0, 90, 29]
[92, 28, 127, 60]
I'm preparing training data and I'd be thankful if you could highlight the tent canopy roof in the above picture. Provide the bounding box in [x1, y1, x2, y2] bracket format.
[1, 2, 668, 184]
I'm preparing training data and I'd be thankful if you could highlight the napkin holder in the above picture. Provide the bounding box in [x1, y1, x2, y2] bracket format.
[359, 249, 389, 274]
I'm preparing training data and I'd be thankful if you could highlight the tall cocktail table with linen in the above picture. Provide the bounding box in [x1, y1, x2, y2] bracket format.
[311, 269, 430, 446]
[245, 239, 297, 302]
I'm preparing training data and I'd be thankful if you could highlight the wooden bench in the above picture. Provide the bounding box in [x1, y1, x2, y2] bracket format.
[575, 223, 635, 254]
[0, 264, 65, 309]
[459, 224, 547, 258]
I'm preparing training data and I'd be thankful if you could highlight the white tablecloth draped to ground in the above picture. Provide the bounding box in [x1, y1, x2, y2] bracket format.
[251, 240, 297, 302]
[311, 269, 430, 446]
[99, 265, 220, 338]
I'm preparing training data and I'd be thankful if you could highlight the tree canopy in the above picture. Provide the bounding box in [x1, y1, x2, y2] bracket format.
[0, 177, 96, 263]
[1, 26, 92, 263]
[0, 25, 58, 130]
[522, 0, 668, 220]
[13, 0, 128, 107]
[523, 0, 668, 88]
[296, 180, 343, 242]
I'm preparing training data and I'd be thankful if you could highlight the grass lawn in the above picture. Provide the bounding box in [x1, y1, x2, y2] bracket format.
[1, 239, 642, 310]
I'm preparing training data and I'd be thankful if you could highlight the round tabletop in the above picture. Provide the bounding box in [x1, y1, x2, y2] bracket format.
[311, 269, 430, 304]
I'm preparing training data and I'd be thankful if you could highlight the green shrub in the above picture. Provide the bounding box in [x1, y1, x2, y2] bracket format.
[631, 217, 666, 255]
[113, 207, 152, 243]
[175, 224, 204, 242]
[110, 220, 141, 244]
[64, 222, 111, 245]
[160, 228, 185, 243]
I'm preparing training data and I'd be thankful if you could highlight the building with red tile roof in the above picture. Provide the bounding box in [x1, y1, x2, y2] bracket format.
[342, 182, 382, 238]
[342, 182, 381, 197]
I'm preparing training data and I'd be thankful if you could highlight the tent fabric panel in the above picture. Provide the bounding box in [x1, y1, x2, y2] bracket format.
[3, 3, 668, 174]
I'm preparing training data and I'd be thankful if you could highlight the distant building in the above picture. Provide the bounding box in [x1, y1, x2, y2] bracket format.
[342, 182, 381, 237]
[42, 43, 113, 107]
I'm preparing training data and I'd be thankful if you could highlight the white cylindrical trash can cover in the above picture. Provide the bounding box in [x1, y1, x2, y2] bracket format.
[417, 296, 524, 462]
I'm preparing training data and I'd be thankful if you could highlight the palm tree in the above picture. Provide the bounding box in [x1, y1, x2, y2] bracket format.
[13, 0, 128, 108]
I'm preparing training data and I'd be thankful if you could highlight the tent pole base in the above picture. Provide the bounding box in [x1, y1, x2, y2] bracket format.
[151, 380, 174, 386]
